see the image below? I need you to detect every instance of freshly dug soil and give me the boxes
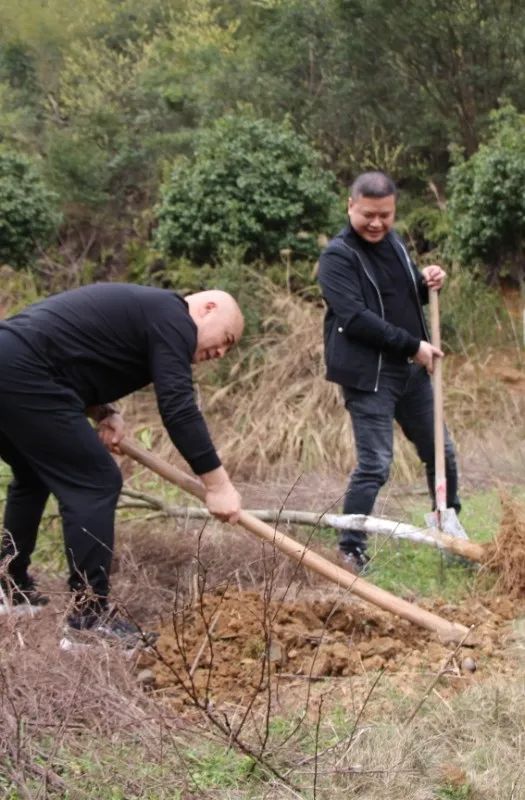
[139,589,523,710]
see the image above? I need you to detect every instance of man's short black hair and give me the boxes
[350,171,397,200]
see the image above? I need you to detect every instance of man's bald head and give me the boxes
[185,289,244,363]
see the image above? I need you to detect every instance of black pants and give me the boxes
[340,362,460,556]
[0,331,122,601]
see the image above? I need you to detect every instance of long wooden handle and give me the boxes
[120,438,471,644]
[429,289,447,514]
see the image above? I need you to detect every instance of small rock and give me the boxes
[461,656,477,673]
[136,669,156,687]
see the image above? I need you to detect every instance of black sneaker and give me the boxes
[61,606,158,651]
[0,576,49,616]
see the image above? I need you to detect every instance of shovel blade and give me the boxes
[425,508,469,540]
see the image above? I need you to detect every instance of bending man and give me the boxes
[0,283,243,635]
[317,171,460,571]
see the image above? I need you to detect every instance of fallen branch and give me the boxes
[119,488,484,562]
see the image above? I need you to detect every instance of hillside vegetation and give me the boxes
[1,3,525,799]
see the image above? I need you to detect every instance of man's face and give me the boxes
[348,193,396,243]
[192,304,243,364]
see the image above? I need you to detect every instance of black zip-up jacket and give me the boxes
[317,225,430,391]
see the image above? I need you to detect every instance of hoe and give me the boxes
[120,438,474,646]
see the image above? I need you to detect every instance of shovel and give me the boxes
[425,289,468,540]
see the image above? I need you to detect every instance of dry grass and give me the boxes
[0,609,189,797]
[119,289,523,493]
[484,492,525,596]
[2,529,525,799]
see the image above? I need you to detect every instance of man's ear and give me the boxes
[198,300,217,318]
[347,197,353,214]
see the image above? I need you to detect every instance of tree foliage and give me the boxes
[0,150,60,268]
[1,0,525,267]
[447,106,525,284]
[155,114,337,263]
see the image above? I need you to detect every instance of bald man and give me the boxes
[0,283,243,639]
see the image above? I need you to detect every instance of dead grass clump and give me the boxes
[208,292,351,477]
[117,287,523,487]
[0,607,185,797]
[117,514,318,612]
[483,492,525,596]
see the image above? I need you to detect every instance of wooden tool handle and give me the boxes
[119,438,471,644]
[429,289,447,513]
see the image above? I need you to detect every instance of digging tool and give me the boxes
[425,289,468,540]
[119,437,473,645]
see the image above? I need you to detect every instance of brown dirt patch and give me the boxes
[140,589,524,711]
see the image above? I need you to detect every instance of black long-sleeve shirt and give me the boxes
[1,283,220,475]
[357,234,425,363]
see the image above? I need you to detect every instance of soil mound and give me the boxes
[140,589,523,709]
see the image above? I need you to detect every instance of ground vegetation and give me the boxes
[0,2,525,797]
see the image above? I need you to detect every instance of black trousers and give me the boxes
[340,362,460,555]
[0,331,122,601]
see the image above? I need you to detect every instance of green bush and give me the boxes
[396,203,449,258]
[446,105,525,284]
[0,149,60,267]
[154,114,338,263]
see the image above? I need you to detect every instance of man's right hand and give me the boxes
[413,340,443,374]
[201,466,242,524]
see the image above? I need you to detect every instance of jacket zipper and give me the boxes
[342,243,383,392]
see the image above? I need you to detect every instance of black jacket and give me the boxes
[317,225,430,391]
[0,283,221,475]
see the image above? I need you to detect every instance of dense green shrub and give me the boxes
[154,114,338,263]
[447,106,525,285]
[396,203,449,258]
[0,150,60,267]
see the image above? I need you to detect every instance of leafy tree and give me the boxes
[2,0,525,270]
[335,0,525,159]
[0,150,60,267]
[447,106,525,291]
[154,114,338,263]
[41,1,242,227]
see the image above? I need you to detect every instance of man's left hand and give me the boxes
[422,265,446,290]
[97,412,126,453]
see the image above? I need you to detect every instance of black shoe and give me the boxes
[62,606,158,651]
[338,547,370,575]
[0,575,49,616]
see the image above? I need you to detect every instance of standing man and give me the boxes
[0,283,244,637]
[317,171,460,571]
